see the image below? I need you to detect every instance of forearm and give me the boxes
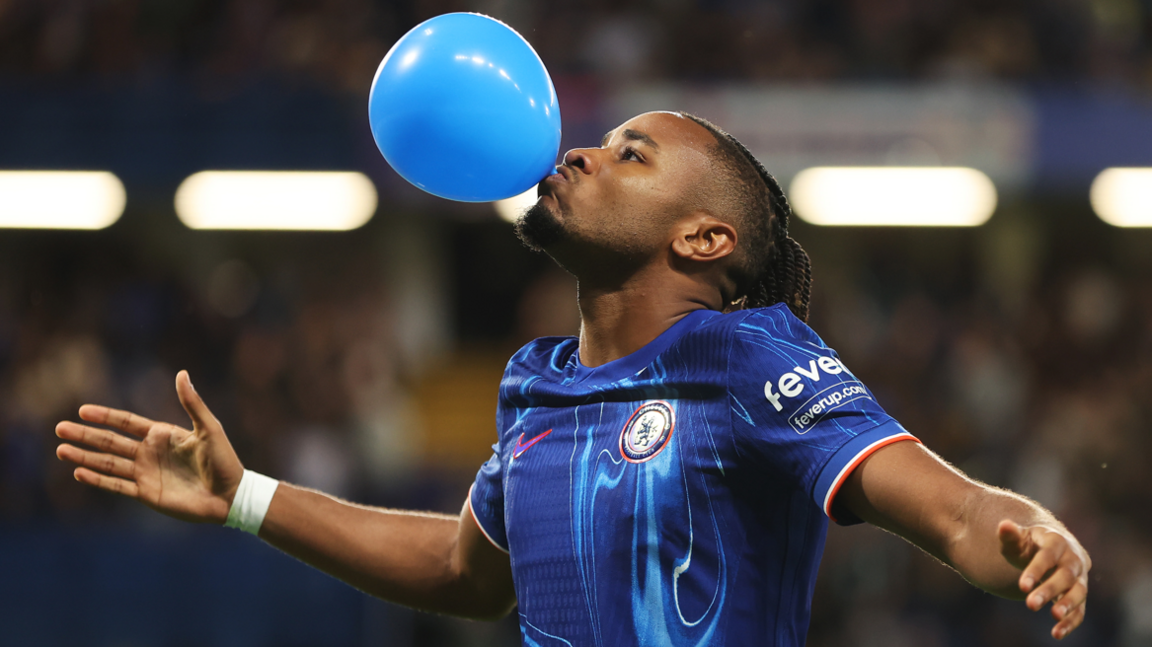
[843,441,1091,638]
[842,442,1074,599]
[943,485,1062,598]
[257,483,498,618]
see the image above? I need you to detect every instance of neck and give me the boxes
[575,264,717,368]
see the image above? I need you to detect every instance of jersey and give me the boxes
[469,305,918,646]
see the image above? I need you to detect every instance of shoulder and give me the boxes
[727,305,850,388]
[732,305,832,360]
[732,304,826,349]
[506,331,580,373]
[642,305,831,371]
[500,335,578,397]
[663,306,772,345]
[686,305,831,364]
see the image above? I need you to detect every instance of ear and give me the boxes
[670,213,738,263]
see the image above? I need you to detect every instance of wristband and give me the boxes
[224,470,280,535]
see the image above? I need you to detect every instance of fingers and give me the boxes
[1010,525,1091,640]
[175,370,220,434]
[1017,530,1065,595]
[73,467,139,498]
[1053,600,1086,640]
[78,405,155,438]
[57,443,136,480]
[1026,557,1076,611]
[1052,580,1088,622]
[55,421,138,459]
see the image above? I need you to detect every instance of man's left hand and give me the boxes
[998,520,1092,640]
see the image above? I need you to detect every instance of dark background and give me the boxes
[0,1,1150,645]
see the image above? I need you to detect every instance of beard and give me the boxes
[514,202,567,252]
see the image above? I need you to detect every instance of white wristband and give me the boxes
[224,470,280,536]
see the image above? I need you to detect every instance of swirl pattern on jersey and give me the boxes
[471,307,917,646]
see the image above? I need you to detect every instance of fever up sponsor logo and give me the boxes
[787,381,870,434]
[763,356,874,434]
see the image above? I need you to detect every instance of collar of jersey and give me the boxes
[570,309,720,385]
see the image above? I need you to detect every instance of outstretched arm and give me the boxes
[836,441,1091,640]
[259,485,515,619]
[55,371,515,620]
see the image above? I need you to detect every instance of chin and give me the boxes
[515,203,567,252]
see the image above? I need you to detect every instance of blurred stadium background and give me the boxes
[0,0,1150,645]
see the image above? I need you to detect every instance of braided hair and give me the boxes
[680,113,813,322]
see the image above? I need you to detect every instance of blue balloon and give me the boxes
[368,13,562,203]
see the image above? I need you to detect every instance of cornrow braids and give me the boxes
[680,113,813,322]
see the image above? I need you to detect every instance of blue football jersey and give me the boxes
[470,305,918,646]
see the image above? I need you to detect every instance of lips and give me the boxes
[538,166,570,199]
[548,165,572,183]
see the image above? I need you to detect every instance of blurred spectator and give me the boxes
[0,1,1149,645]
[0,0,1149,91]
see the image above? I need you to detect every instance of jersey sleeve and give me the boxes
[470,379,514,554]
[468,444,509,553]
[728,307,919,525]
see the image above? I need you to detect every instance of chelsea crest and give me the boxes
[620,401,675,463]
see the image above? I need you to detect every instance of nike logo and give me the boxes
[512,429,552,459]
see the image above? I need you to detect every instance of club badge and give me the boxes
[620,401,675,463]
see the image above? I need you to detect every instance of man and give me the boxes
[55,111,1090,645]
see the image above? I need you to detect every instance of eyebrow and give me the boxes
[600,128,660,150]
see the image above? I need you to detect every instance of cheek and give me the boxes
[626,169,686,204]
[603,175,677,217]
[615,179,684,235]
[569,171,681,241]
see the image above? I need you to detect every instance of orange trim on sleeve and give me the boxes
[824,434,921,523]
[466,483,510,555]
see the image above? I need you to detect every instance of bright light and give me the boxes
[789,167,997,227]
[175,171,377,231]
[0,171,125,229]
[1090,168,1152,227]
[493,186,540,223]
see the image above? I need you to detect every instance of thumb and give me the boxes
[176,370,219,434]
[999,519,1034,568]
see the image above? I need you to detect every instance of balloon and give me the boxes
[368,13,562,203]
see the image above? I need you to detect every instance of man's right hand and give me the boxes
[55,370,243,525]
[55,369,516,619]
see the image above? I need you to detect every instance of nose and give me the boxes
[562,148,599,175]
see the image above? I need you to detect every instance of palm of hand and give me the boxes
[135,423,233,523]
[56,371,243,526]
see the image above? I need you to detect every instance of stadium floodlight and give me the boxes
[0,171,126,229]
[493,185,540,223]
[789,167,997,227]
[175,171,378,231]
[1090,168,1152,227]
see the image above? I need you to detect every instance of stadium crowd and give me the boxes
[800,222,1152,646]
[0,0,1149,91]
[0,216,1148,645]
